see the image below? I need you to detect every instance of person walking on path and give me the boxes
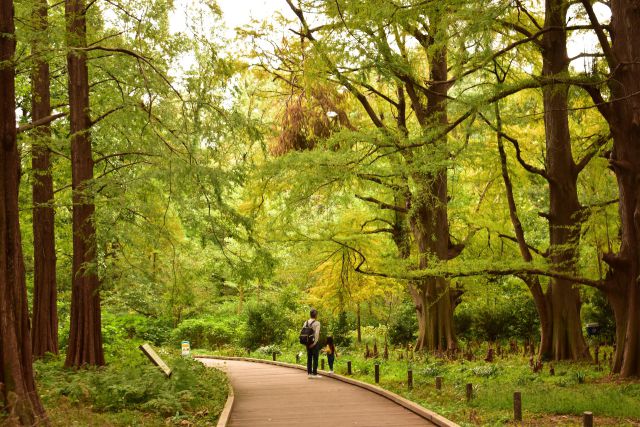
[303,309,321,378]
[324,336,337,373]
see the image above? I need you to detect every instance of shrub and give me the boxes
[330,311,352,347]
[454,291,539,342]
[472,365,499,377]
[255,344,281,356]
[102,313,172,346]
[34,349,228,423]
[582,291,616,342]
[171,316,238,349]
[389,302,418,346]
[239,301,291,350]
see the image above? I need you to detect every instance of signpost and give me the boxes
[181,340,191,357]
[139,343,172,377]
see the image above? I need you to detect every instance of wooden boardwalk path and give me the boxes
[200,358,439,427]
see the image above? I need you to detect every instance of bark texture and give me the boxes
[31,0,58,358]
[0,0,48,422]
[599,0,640,378]
[64,0,104,367]
[540,0,589,361]
[408,48,456,352]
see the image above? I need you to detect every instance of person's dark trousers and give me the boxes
[306,345,319,374]
[327,354,335,371]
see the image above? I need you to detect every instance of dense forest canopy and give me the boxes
[1,0,640,424]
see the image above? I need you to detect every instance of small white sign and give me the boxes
[181,340,191,357]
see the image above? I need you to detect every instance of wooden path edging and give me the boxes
[215,368,235,427]
[196,355,460,427]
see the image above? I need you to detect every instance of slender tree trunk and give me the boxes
[64,0,104,367]
[31,0,58,358]
[538,0,590,360]
[356,304,361,343]
[495,100,552,359]
[0,0,48,422]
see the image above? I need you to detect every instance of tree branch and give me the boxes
[16,112,66,133]
[580,0,616,69]
[498,233,548,258]
[480,112,548,178]
[575,133,611,172]
[354,263,604,289]
[90,105,125,126]
[355,194,408,213]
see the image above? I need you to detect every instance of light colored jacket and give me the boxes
[304,318,320,347]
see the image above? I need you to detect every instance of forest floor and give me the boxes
[197,345,640,427]
[33,347,228,426]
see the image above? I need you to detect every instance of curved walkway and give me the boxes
[200,358,444,427]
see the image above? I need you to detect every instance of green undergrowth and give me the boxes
[35,346,228,426]
[197,345,640,427]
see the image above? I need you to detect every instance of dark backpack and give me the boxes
[299,320,316,346]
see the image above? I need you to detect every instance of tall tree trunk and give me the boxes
[598,0,640,377]
[0,0,48,422]
[409,172,455,352]
[31,0,58,358]
[540,0,589,361]
[579,0,640,376]
[406,40,457,352]
[64,0,104,367]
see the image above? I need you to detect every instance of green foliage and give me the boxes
[582,291,616,342]
[455,282,539,342]
[388,302,418,346]
[171,316,239,349]
[239,301,292,350]
[471,365,499,378]
[35,349,227,425]
[330,311,352,347]
[104,313,172,346]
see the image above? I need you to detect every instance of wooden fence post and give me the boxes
[347,360,352,375]
[375,363,380,383]
[407,369,413,389]
[272,352,276,361]
[466,383,473,401]
[514,391,522,422]
[321,358,325,370]
[583,412,593,427]
[296,353,300,364]
[436,376,443,390]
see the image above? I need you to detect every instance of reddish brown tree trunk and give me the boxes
[409,172,455,352]
[579,0,640,377]
[540,0,589,361]
[0,0,48,422]
[600,0,640,377]
[31,0,58,359]
[64,0,104,367]
[407,40,456,352]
